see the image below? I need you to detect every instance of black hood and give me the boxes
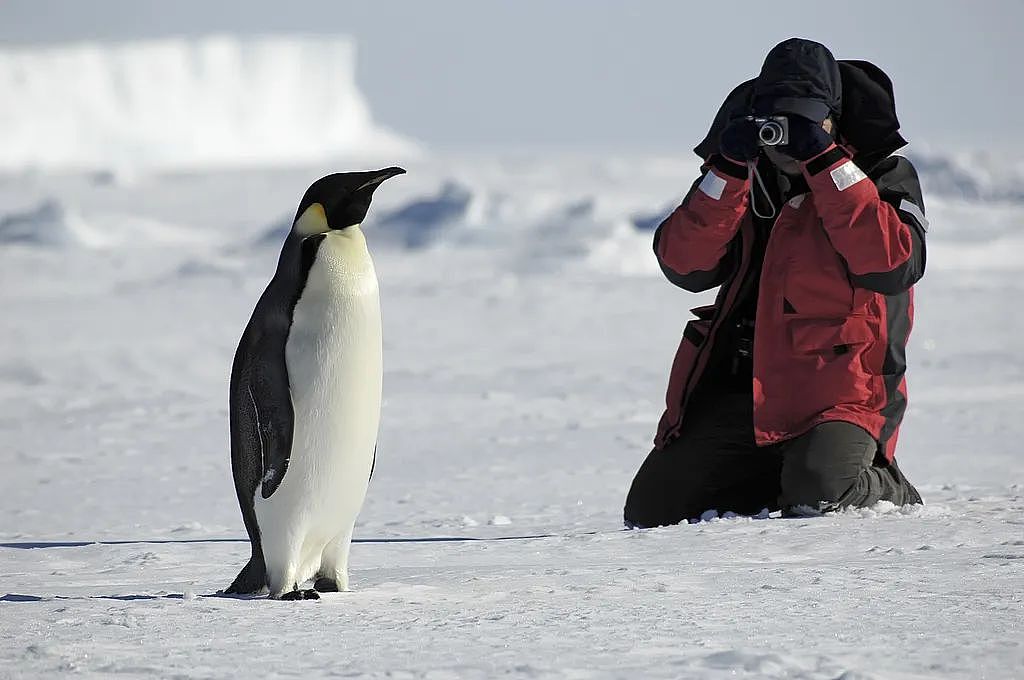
[694,43,907,171]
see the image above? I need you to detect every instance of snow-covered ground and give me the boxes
[2,35,1023,680]
[1,152,1022,679]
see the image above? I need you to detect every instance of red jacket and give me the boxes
[653,145,928,461]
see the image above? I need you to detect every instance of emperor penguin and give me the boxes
[225,167,405,600]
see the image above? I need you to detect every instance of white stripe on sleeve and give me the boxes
[829,161,868,191]
[698,170,727,200]
[899,198,929,231]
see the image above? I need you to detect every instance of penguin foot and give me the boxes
[313,577,339,593]
[279,589,320,601]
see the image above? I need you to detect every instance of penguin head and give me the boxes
[291,167,406,237]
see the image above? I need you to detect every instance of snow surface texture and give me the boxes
[0,35,418,171]
[1,149,1022,679]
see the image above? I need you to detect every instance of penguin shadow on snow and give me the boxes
[0,591,299,603]
[0,533,576,603]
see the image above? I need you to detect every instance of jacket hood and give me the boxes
[752,38,842,123]
[694,58,907,171]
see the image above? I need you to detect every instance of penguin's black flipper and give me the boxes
[228,236,303,565]
[246,357,295,499]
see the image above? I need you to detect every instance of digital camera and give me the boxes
[744,115,789,146]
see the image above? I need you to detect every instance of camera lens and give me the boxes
[758,121,785,146]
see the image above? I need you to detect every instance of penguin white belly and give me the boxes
[254,227,381,594]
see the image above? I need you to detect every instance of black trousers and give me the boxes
[624,392,922,528]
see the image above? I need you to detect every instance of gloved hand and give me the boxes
[782,115,834,161]
[718,118,760,164]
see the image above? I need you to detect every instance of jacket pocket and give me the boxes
[781,315,884,415]
[788,315,875,356]
[658,316,714,446]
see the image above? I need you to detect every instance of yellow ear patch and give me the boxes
[293,202,330,237]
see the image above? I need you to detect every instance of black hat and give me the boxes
[751,38,842,122]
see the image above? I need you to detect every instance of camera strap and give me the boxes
[746,160,777,220]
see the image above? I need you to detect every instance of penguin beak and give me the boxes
[353,166,407,194]
[325,167,406,231]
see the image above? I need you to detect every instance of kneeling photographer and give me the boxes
[625,38,928,527]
